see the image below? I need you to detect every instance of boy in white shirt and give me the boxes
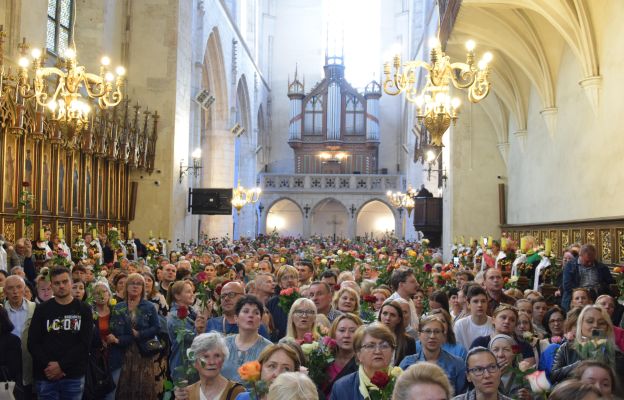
[454,284,494,349]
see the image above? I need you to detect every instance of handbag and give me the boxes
[0,366,15,400]
[136,335,165,357]
[84,348,115,399]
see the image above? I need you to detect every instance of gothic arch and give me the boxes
[355,199,396,239]
[265,198,304,237]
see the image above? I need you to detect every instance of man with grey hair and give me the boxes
[562,243,614,311]
[4,274,37,397]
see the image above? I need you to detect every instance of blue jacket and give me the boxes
[329,371,364,400]
[267,295,288,342]
[167,302,197,383]
[400,348,467,395]
[109,299,160,370]
[562,259,614,311]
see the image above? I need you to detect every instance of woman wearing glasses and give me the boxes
[399,315,466,395]
[267,265,300,341]
[285,298,319,341]
[330,323,396,400]
[470,304,536,366]
[174,332,245,400]
[551,305,624,384]
[221,295,272,383]
[451,347,512,400]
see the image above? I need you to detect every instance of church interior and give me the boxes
[1,0,624,262]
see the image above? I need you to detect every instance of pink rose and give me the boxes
[550,336,563,344]
[322,336,337,349]
[303,332,314,344]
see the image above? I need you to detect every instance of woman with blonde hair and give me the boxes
[267,372,319,400]
[110,273,161,399]
[267,264,300,341]
[392,362,453,400]
[286,298,319,341]
[333,286,360,314]
[551,305,624,384]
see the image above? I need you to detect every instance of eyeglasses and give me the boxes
[420,329,444,337]
[549,318,564,324]
[360,342,393,352]
[220,292,243,300]
[467,364,499,376]
[293,310,315,317]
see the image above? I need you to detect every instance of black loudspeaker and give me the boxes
[188,188,233,215]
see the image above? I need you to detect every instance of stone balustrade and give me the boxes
[259,173,405,194]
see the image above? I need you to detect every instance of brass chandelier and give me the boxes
[386,190,415,217]
[231,184,261,214]
[383,38,492,146]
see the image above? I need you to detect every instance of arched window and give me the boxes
[304,95,323,134]
[344,94,364,134]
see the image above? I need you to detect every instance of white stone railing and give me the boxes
[259,173,405,194]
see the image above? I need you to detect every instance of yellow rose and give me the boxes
[407,250,417,257]
[109,298,117,307]
[390,366,403,378]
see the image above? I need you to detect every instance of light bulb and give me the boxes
[465,40,476,51]
[18,57,29,68]
[191,148,202,159]
[64,48,76,59]
[478,60,487,70]
[483,52,493,63]
[426,150,436,162]
[428,37,441,49]
[115,66,126,76]
[101,56,111,66]
[47,100,57,111]
[415,95,424,107]
[105,72,115,82]
[31,48,42,59]
[451,98,461,109]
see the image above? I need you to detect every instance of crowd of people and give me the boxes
[0,230,622,400]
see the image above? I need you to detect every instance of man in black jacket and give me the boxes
[27,266,93,399]
[562,244,614,311]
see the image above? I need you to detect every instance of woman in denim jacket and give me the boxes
[109,273,161,399]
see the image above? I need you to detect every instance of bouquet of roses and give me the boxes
[278,287,301,314]
[367,367,403,400]
[576,333,614,365]
[238,361,269,400]
[360,295,377,323]
[300,333,336,387]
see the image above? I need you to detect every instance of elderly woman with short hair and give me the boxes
[174,332,245,400]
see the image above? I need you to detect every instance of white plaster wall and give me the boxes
[506,1,624,224]
[268,0,324,173]
[310,199,349,238]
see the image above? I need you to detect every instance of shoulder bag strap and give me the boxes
[225,382,243,400]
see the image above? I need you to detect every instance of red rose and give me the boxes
[177,305,189,319]
[363,295,377,303]
[370,371,390,388]
[333,284,341,291]
[196,271,208,283]
[511,345,521,354]
[424,263,432,273]
[22,181,30,187]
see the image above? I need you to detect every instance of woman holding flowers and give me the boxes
[167,280,198,384]
[173,332,245,400]
[109,273,161,399]
[551,305,624,384]
[333,287,360,314]
[286,298,320,342]
[143,271,169,317]
[323,313,363,397]
[236,344,302,400]
[90,279,117,400]
[330,323,401,400]
[377,300,416,366]
[487,334,532,400]
[222,295,272,383]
